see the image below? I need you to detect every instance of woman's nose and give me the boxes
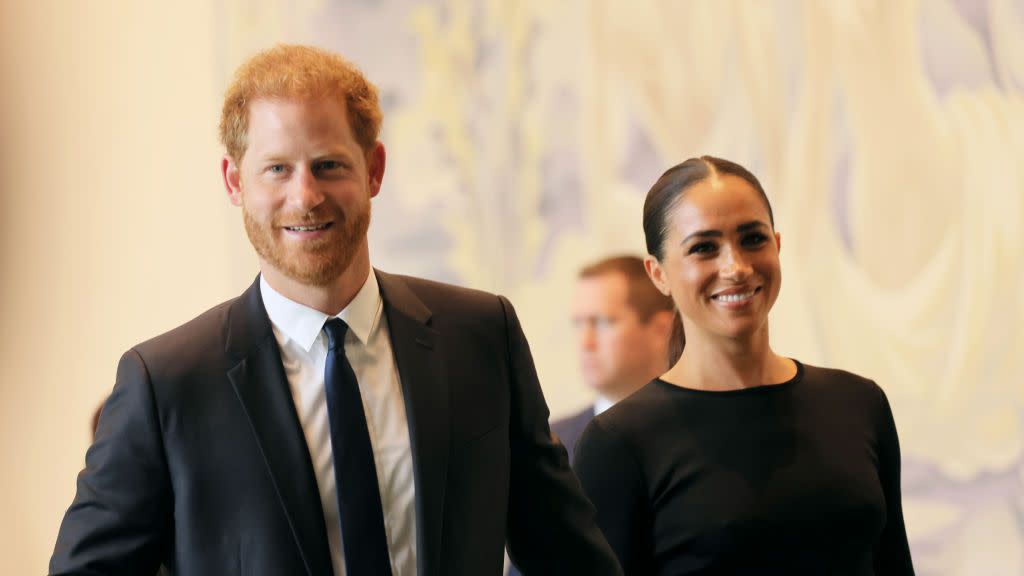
[720,248,752,281]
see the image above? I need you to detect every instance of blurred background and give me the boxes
[1,0,1021,573]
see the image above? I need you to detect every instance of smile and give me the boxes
[711,287,760,304]
[284,223,332,232]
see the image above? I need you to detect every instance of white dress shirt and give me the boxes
[594,396,616,416]
[260,271,417,576]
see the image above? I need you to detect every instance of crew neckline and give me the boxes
[655,359,804,396]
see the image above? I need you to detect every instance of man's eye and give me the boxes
[268,165,287,174]
[315,160,343,172]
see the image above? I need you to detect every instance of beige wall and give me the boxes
[0,2,249,572]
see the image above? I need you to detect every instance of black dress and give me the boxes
[574,361,914,575]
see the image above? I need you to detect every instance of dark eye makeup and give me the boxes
[688,241,717,255]
[741,232,769,247]
[686,232,769,256]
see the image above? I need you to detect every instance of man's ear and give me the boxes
[222,155,243,206]
[644,255,671,297]
[367,142,386,198]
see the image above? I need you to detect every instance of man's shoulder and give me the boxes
[129,290,251,373]
[379,270,501,303]
[377,270,512,320]
[552,406,595,440]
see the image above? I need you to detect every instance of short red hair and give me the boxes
[219,44,382,162]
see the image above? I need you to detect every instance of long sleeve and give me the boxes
[499,296,623,576]
[872,384,915,575]
[574,418,652,576]
[50,349,172,575]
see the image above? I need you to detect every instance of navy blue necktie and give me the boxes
[322,318,393,575]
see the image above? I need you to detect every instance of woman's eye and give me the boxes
[688,242,716,255]
[742,232,769,247]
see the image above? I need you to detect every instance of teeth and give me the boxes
[714,291,754,303]
[286,224,328,232]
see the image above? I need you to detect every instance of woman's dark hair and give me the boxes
[643,156,774,260]
[642,156,774,365]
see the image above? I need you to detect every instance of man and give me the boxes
[506,256,674,575]
[50,45,620,576]
[558,256,676,463]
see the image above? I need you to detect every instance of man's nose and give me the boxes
[577,324,597,351]
[289,166,325,211]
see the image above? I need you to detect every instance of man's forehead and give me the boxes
[244,97,357,156]
[248,94,348,112]
[248,97,348,128]
[575,274,631,308]
[577,272,629,294]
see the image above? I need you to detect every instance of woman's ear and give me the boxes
[644,255,672,297]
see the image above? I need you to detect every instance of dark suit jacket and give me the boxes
[50,271,621,576]
[507,405,595,576]
[551,406,595,466]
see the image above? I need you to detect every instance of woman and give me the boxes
[574,156,914,574]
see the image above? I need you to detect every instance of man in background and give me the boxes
[506,255,674,575]
[558,255,676,463]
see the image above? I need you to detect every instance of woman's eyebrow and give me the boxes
[680,229,722,245]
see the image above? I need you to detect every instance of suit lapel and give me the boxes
[376,270,450,576]
[225,278,333,576]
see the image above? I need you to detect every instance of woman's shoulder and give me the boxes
[799,361,876,387]
[797,361,889,407]
[586,381,678,443]
[575,381,675,478]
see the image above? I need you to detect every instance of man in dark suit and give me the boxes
[506,256,674,575]
[50,44,620,576]
[556,256,676,463]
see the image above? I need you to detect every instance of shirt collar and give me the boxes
[594,396,616,416]
[260,270,383,352]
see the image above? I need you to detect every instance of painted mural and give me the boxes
[221,0,1024,572]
